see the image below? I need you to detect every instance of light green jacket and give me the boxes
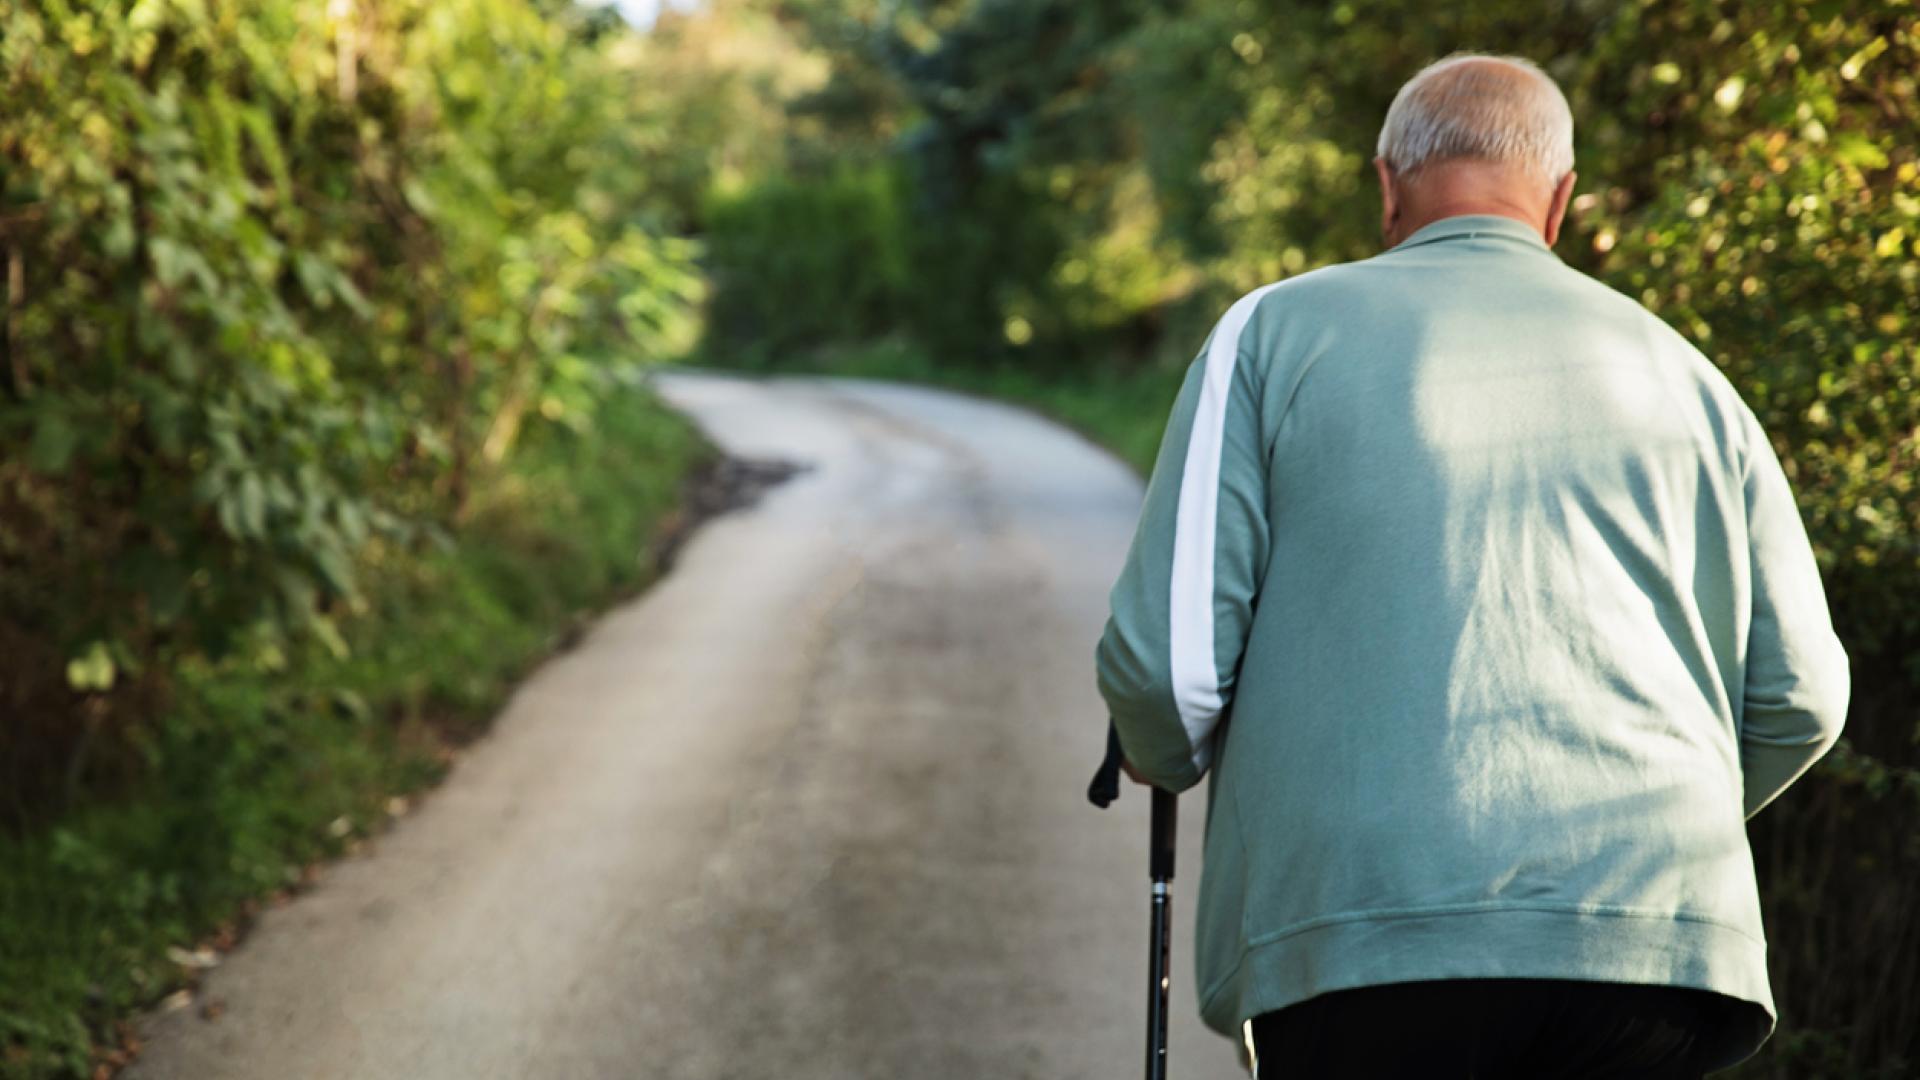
[1094,214,1849,1064]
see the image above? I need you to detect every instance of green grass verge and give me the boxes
[0,381,709,1079]
[717,339,1186,476]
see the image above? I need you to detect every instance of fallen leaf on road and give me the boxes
[164,946,218,970]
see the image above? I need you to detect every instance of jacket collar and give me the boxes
[1387,213,1554,255]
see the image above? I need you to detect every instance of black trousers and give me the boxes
[1250,978,1764,1079]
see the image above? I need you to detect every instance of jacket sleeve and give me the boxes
[1737,409,1850,819]
[1095,292,1272,793]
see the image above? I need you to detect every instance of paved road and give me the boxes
[128,373,1242,1079]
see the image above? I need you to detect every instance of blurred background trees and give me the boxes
[1,0,1914,1075]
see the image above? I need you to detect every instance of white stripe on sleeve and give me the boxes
[1168,284,1280,768]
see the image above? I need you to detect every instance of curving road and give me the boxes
[127,372,1241,1080]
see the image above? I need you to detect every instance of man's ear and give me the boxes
[1374,157,1400,244]
[1544,169,1578,247]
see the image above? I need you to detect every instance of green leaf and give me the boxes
[1832,133,1890,171]
[29,409,80,472]
[237,472,268,538]
[312,542,356,597]
[65,642,117,693]
[335,498,369,546]
[309,614,349,660]
[147,564,190,624]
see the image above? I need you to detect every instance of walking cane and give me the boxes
[1088,721,1178,1080]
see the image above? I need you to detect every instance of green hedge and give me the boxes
[701,165,910,363]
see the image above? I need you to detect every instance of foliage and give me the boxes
[0,0,700,821]
[0,381,706,1079]
[748,0,1187,367]
[702,164,910,362]
[615,0,839,231]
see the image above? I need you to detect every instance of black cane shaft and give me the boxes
[1146,886,1172,1080]
[1146,788,1177,1080]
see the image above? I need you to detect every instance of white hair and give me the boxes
[1376,54,1574,184]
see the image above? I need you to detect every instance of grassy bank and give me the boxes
[0,383,709,1079]
[730,340,1186,476]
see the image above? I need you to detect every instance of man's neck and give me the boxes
[1386,162,1553,247]
[1397,199,1545,240]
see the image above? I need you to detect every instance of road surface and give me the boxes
[128,372,1242,1079]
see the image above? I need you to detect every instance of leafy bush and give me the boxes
[702,164,910,363]
[0,0,700,821]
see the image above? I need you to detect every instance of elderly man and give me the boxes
[1095,54,1849,1077]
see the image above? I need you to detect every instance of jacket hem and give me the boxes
[1197,904,1776,1070]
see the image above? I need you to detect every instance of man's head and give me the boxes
[1374,54,1577,248]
